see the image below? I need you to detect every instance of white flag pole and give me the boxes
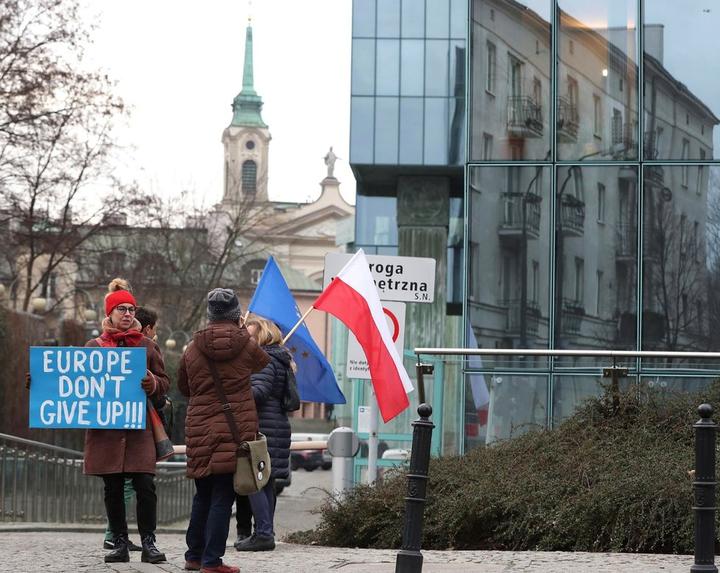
[367,387,380,485]
[281,306,315,345]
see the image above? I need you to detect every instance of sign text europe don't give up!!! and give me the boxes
[29,347,147,429]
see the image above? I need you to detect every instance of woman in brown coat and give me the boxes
[178,288,269,573]
[85,278,170,564]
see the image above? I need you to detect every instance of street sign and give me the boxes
[323,253,436,303]
[346,300,405,379]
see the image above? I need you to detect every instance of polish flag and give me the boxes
[314,250,413,422]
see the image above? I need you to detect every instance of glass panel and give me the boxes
[355,195,398,245]
[450,0,466,39]
[644,1,720,159]
[400,40,424,96]
[399,97,424,164]
[374,97,399,163]
[641,166,720,365]
[469,0,551,160]
[447,197,465,303]
[425,40,449,97]
[465,373,547,445]
[352,39,375,96]
[558,0,638,160]
[424,98,449,164]
[426,0,450,39]
[552,374,636,425]
[376,39,400,95]
[350,97,374,164]
[467,166,552,360]
[401,0,424,37]
[353,0,376,37]
[554,166,638,359]
[377,0,400,38]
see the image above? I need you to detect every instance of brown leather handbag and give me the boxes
[205,356,271,495]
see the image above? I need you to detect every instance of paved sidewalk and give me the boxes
[0,532,697,572]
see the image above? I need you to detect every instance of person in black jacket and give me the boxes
[234,315,293,552]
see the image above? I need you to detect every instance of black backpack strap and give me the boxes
[203,354,246,448]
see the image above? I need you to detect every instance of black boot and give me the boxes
[234,533,275,552]
[140,534,167,564]
[104,536,130,563]
[233,530,251,550]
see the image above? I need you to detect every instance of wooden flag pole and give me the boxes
[241,310,250,325]
[282,306,315,345]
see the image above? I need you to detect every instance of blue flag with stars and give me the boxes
[247,257,346,404]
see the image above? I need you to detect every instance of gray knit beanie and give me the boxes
[207,288,242,323]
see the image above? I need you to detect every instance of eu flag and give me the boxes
[248,257,346,404]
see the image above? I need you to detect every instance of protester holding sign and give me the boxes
[84,279,170,565]
[178,288,270,573]
[234,315,293,552]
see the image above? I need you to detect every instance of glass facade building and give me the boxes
[349,0,720,455]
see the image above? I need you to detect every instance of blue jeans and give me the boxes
[248,479,276,537]
[185,474,235,567]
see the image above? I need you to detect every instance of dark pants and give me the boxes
[235,494,252,536]
[185,474,235,568]
[247,478,276,537]
[102,473,156,540]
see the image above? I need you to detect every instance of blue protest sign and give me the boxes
[29,347,148,429]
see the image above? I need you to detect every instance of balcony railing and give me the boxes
[507,96,543,138]
[615,222,636,261]
[503,299,541,335]
[645,164,665,186]
[557,96,579,142]
[612,120,637,157]
[562,299,585,334]
[643,131,658,160]
[558,194,585,237]
[498,192,541,240]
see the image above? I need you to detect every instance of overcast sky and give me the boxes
[85,0,355,207]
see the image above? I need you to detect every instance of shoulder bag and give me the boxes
[204,355,271,495]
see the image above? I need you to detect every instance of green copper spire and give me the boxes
[231,24,267,127]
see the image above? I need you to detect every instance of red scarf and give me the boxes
[97,317,144,347]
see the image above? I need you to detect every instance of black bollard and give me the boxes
[692,403,718,573]
[395,404,434,573]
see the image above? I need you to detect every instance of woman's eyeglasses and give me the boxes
[115,306,136,315]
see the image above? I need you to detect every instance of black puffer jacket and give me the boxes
[252,344,292,479]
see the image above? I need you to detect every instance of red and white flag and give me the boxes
[314,250,413,422]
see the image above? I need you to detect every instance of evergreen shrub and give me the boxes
[291,384,720,553]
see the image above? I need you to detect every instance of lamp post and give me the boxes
[165,330,191,352]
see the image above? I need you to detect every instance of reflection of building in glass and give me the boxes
[350,0,720,453]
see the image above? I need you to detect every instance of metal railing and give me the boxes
[0,433,193,524]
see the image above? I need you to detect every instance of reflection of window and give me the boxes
[507,167,520,194]
[596,270,603,315]
[593,95,602,137]
[597,183,605,222]
[482,133,493,160]
[533,77,541,105]
[532,260,539,303]
[681,140,690,186]
[574,257,584,303]
[568,76,578,108]
[509,55,522,99]
[656,126,664,156]
[250,268,263,285]
[486,42,496,93]
[572,169,584,201]
[698,166,705,195]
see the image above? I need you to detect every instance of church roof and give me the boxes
[231,24,267,128]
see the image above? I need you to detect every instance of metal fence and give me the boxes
[0,433,193,524]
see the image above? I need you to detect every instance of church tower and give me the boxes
[221,22,270,205]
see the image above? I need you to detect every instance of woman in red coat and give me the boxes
[84,278,170,565]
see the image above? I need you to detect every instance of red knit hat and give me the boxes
[104,278,137,316]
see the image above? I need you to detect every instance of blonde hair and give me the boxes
[245,314,282,346]
[107,277,132,294]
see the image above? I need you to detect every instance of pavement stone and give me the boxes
[0,532,699,572]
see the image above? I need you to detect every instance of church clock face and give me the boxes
[245,140,255,150]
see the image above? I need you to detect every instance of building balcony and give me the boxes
[645,165,665,187]
[498,192,542,242]
[643,131,658,160]
[611,120,637,159]
[507,96,543,138]
[558,194,585,237]
[562,299,585,334]
[556,96,579,142]
[503,299,541,336]
[615,223,636,262]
